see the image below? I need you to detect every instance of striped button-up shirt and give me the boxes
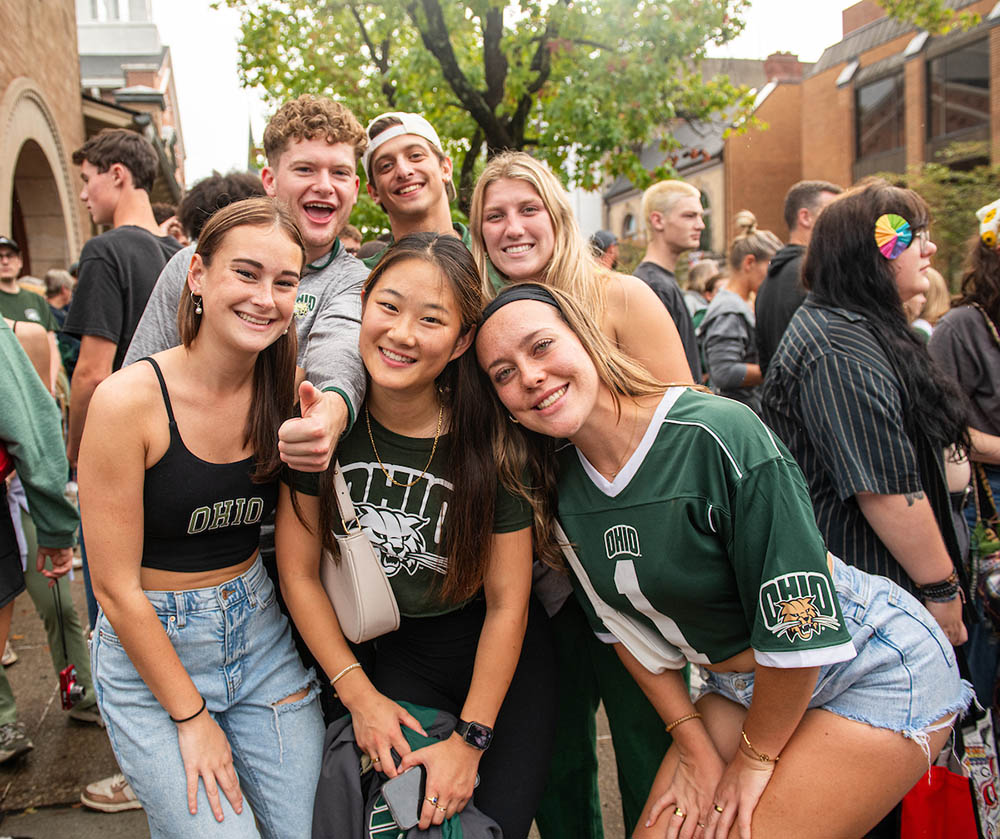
[761,298,925,591]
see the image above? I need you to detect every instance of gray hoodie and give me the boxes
[698,288,761,413]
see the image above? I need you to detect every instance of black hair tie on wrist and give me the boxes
[170,696,206,724]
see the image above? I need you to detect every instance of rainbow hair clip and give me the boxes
[976,199,1000,248]
[874,214,912,259]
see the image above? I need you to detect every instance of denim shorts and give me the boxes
[698,556,974,757]
[91,556,324,839]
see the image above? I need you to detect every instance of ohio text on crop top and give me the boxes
[140,357,277,572]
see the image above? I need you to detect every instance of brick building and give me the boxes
[605,0,1000,257]
[0,1,90,276]
[77,0,186,204]
[802,0,999,187]
[603,53,810,256]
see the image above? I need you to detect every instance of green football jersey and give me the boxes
[557,388,856,670]
[291,412,531,617]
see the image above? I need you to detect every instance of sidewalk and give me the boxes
[0,573,627,838]
[0,573,148,837]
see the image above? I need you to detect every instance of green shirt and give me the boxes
[0,287,57,332]
[291,411,531,617]
[361,222,472,270]
[557,387,855,671]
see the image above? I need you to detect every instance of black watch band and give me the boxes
[455,719,493,751]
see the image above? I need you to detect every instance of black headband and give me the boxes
[480,283,561,326]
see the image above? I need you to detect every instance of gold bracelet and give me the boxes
[665,711,703,733]
[740,728,779,763]
[330,661,362,687]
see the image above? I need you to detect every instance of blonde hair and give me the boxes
[641,180,700,239]
[728,211,782,270]
[469,151,608,318]
[687,259,719,293]
[921,267,951,326]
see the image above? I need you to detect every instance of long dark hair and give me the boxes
[957,233,1000,327]
[304,233,498,605]
[802,178,968,452]
[178,197,303,482]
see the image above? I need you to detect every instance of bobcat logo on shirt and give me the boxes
[294,292,317,316]
[759,571,840,642]
[356,503,448,577]
[604,524,641,560]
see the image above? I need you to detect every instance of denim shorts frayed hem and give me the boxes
[696,557,974,765]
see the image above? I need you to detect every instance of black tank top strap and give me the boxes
[140,357,177,425]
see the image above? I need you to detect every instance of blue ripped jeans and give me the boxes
[91,557,324,839]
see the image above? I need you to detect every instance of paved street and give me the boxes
[0,573,627,838]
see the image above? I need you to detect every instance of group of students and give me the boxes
[21,92,978,839]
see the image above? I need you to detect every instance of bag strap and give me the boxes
[331,461,362,533]
[971,302,1000,351]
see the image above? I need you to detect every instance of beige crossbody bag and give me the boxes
[319,461,400,643]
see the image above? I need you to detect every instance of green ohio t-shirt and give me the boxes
[0,287,57,331]
[290,411,531,617]
[557,387,856,670]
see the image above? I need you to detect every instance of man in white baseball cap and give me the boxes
[360,112,464,266]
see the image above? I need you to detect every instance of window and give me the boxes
[856,74,904,159]
[623,213,636,239]
[928,38,990,140]
[699,190,711,253]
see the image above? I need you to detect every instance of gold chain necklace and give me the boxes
[607,402,641,479]
[365,402,444,488]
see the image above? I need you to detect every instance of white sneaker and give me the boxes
[80,772,143,812]
[1,642,17,667]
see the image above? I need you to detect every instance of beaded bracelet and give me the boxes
[665,711,702,733]
[916,570,961,602]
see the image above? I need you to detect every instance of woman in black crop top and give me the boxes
[78,198,325,839]
[277,234,555,838]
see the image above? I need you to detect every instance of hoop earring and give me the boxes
[508,414,520,424]
[191,292,203,315]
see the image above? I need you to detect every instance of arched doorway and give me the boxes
[0,78,81,278]
[11,140,67,277]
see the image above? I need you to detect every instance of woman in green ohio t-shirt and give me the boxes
[475,282,972,839]
[276,234,554,839]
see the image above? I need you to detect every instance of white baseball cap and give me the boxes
[362,112,456,202]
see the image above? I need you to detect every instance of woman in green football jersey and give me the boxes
[475,282,972,839]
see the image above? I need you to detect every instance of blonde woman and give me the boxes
[911,267,950,341]
[469,152,693,838]
[469,151,692,386]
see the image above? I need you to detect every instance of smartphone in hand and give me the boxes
[382,765,426,830]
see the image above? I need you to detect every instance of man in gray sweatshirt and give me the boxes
[124,96,370,467]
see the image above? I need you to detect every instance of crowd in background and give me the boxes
[1,93,998,839]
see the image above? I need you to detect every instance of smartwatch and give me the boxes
[454,719,493,751]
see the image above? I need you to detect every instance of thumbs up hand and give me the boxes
[277,381,347,472]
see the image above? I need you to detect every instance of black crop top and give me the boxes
[140,358,277,572]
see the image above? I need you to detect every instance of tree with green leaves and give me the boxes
[877,0,980,34]
[883,155,1000,286]
[222,0,754,226]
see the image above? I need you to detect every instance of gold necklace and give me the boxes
[607,402,641,479]
[365,402,444,488]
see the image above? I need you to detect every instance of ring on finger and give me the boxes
[714,804,724,813]
[673,807,685,818]
[435,804,447,812]
[371,755,381,763]
[426,795,439,806]
[697,823,707,829]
